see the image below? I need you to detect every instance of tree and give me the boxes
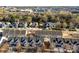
[26,16,32,23]
[76,16,79,23]
[63,22,68,28]
[59,11,73,23]
[8,14,16,23]
[41,14,48,22]
[47,15,56,22]
[56,21,61,30]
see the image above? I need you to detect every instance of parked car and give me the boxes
[20,37,27,47]
[44,22,56,29]
[31,22,38,28]
[0,22,5,28]
[18,22,25,28]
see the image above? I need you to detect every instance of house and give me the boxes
[33,8,46,13]
[20,9,33,13]
[9,8,17,12]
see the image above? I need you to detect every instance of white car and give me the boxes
[0,29,8,45]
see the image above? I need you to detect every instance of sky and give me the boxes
[0,0,79,6]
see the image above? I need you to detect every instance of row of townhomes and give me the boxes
[0,6,79,53]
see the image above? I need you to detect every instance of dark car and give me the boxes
[18,23,25,28]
